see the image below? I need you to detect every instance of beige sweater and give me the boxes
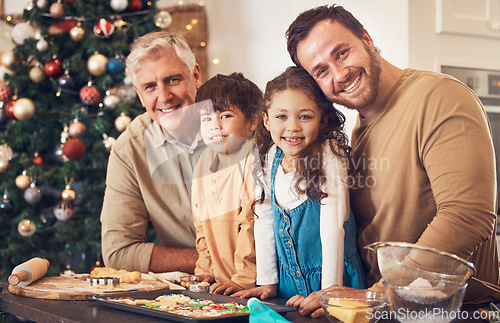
[351,69,499,303]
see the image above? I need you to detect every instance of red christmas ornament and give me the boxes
[50,19,77,33]
[45,58,64,78]
[5,100,16,119]
[66,0,74,4]
[93,18,115,38]
[63,138,85,160]
[0,83,11,102]
[79,84,100,105]
[63,138,86,160]
[128,0,143,11]
[33,153,44,165]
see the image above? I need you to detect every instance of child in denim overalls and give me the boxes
[235,67,365,303]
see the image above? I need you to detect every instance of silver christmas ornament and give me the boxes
[24,183,42,205]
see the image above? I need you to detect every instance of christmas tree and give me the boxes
[0,0,175,279]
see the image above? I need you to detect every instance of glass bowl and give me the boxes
[384,280,467,323]
[320,290,387,323]
[364,242,475,287]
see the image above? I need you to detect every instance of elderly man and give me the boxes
[100,31,205,273]
[285,4,499,317]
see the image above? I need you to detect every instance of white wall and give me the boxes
[204,0,409,137]
[408,0,500,72]
[4,0,409,137]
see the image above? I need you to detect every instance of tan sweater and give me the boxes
[101,112,205,272]
[351,69,499,303]
[191,140,258,289]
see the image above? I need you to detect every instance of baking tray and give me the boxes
[90,289,295,322]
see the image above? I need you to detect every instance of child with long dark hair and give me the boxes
[236,66,365,303]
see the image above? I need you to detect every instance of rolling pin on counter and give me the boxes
[8,257,50,287]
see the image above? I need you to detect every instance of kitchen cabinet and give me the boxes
[436,0,500,39]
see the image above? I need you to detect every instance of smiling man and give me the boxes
[285,4,500,317]
[100,31,205,273]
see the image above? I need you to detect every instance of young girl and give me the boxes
[244,66,365,301]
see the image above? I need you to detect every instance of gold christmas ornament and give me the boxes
[49,1,65,18]
[13,98,36,121]
[68,119,86,137]
[18,219,36,237]
[29,66,46,83]
[1,50,16,68]
[61,185,76,202]
[15,171,31,190]
[0,159,10,173]
[87,53,108,77]
[115,112,131,132]
[69,24,86,42]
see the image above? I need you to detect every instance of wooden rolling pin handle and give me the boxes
[8,270,28,285]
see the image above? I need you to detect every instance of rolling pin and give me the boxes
[8,257,50,286]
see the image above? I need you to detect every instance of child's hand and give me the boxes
[232,284,277,300]
[209,281,244,296]
[285,294,305,308]
[294,285,359,318]
[197,274,215,284]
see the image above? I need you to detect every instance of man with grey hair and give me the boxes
[100,31,205,273]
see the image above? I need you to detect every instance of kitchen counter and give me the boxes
[1,282,496,322]
[0,283,327,323]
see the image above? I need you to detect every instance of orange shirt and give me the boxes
[191,140,258,289]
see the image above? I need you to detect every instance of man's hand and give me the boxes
[209,281,244,295]
[292,285,360,318]
[232,284,277,300]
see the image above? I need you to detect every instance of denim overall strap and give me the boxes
[270,148,322,298]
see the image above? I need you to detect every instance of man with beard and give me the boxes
[100,31,205,273]
[284,4,499,317]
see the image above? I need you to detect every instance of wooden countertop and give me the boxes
[0,283,328,323]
